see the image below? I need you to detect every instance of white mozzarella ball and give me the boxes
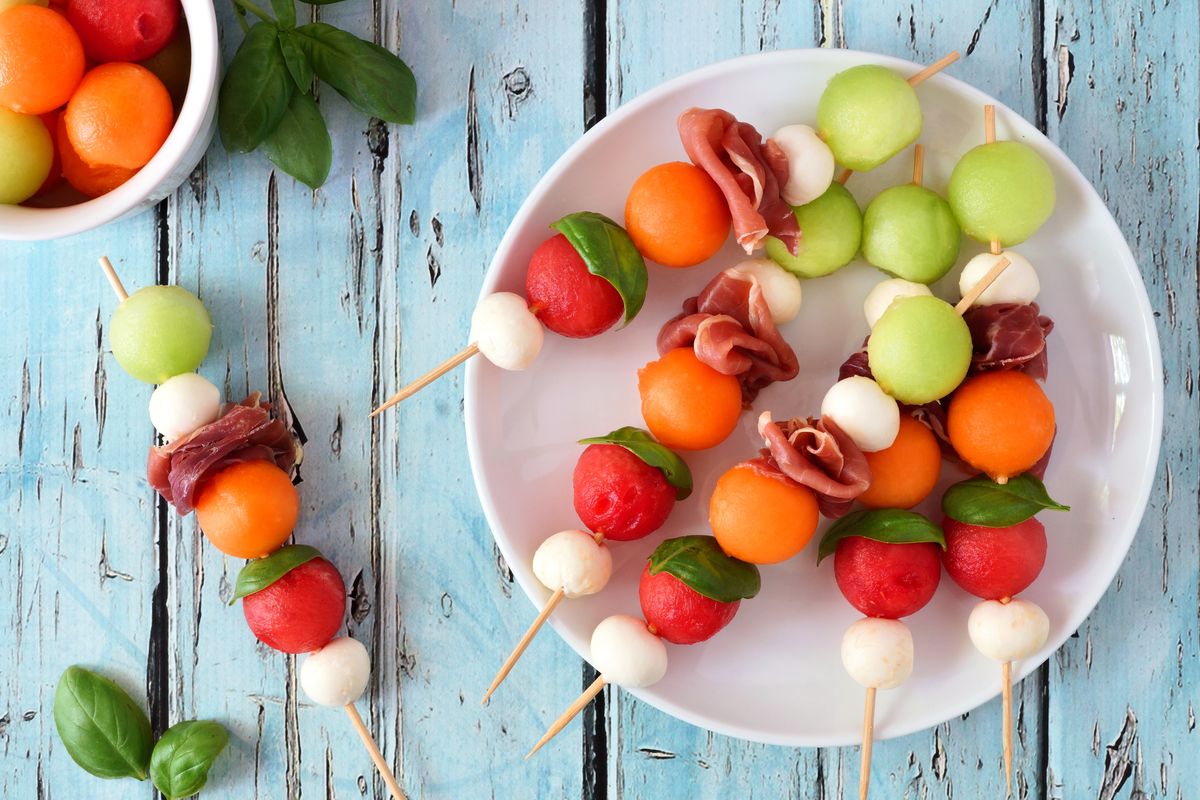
[821,376,900,452]
[958,251,1040,307]
[531,529,612,599]
[731,258,803,324]
[470,292,544,371]
[148,372,221,442]
[841,617,914,690]
[300,637,371,707]
[968,599,1050,662]
[770,124,836,206]
[589,614,668,689]
[863,278,933,328]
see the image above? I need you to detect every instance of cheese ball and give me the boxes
[863,277,932,328]
[300,637,371,706]
[770,124,835,206]
[729,258,803,324]
[148,372,221,442]
[820,376,900,452]
[841,617,914,690]
[589,614,668,688]
[967,599,1049,662]
[469,292,544,371]
[531,529,612,599]
[958,250,1039,307]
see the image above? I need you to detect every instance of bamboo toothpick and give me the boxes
[370,342,481,417]
[859,687,876,800]
[912,144,925,186]
[954,255,1011,314]
[984,105,1004,258]
[344,704,406,800]
[1001,661,1014,797]
[481,587,566,704]
[526,675,607,759]
[98,256,129,302]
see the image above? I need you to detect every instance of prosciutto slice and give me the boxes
[658,268,799,403]
[963,302,1054,380]
[677,107,800,255]
[752,412,870,519]
[147,393,302,515]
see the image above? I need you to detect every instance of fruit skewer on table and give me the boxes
[98,257,407,799]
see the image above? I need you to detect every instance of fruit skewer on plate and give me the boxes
[371,212,648,414]
[481,427,691,702]
[97,257,407,800]
[526,535,760,757]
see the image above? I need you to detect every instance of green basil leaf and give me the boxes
[551,212,648,325]
[293,24,416,124]
[232,544,323,603]
[579,426,692,499]
[941,473,1070,527]
[53,666,153,781]
[278,30,313,89]
[297,0,347,4]
[817,509,945,564]
[270,0,295,28]
[150,720,230,800]
[263,90,332,189]
[218,22,294,153]
[648,536,760,603]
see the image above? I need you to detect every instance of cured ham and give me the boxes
[752,411,870,519]
[658,268,799,403]
[963,302,1054,380]
[147,393,302,515]
[677,107,800,255]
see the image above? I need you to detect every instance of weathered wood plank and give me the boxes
[1039,1,1199,797]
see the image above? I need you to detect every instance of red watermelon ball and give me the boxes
[834,536,942,619]
[525,233,624,338]
[66,0,181,63]
[573,443,676,541]
[638,564,739,645]
[243,558,347,654]
[942,517,1047,600]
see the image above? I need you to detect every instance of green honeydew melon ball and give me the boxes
[947,140,1055,246]
[817,65,922,172]
[862,183,961,284]
[0,108,52,205]
[867,295,972,405]
[110,286,214,384]
[764,182,862,278]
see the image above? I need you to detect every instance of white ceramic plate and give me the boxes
[464,49,1162,746]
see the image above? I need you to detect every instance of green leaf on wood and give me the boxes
[941,473,1070,527]
[278,30,313,89]
[218,22,294,153]
[578,426,692,499]
[269,0,295,28]
[232,544,323,603]
[53,666,153,781]
[293,23,416,124]
[551,211,648,325]
[817,509,945,564]
[264,90,332,189]
[150,720,229,800]
[648,536,761,603]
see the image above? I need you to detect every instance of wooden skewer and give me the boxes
[526,675,607,759]
[344,704,407,800]
[98,256,129,302]
[1001,660,1014,797]
[481,587,566,705]
[954,255,1010,315]
[859,687,876,800]
[983,105,1005,257]
[370,342,481,417]
[912,144,925,186]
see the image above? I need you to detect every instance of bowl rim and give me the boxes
[463,47,1164,746]
[0,0,219,241]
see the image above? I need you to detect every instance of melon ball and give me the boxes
[868,295,972,404]
[730,258,803,324]
[863,277,932,328]
[300,637,371,707]
[148,372,221,442]
[770,124,835,206]
[764,182,862,278]
[0,108,52,204]
[862,184,961,284]
[109,285,214,384]
[841,617,913,690]
[948,141,1055,246]
[470,291,544,370]
[958,250,1039,306]
[821,376,899,452]
[817,65,922,172]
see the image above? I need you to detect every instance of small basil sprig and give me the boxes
[942,473,1069,527]
[817,509,945,564]
[220,0,417,188]
[579,426,692,499]
[551,212,648,325]
[150,720,230,800]
[231,544,323,603]
[53,666,153,780]
[648,535,761,603]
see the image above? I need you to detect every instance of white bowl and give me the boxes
[0,0,219,241]
[465,49,1162,746]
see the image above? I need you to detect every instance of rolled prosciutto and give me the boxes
[751,411,870,519]
[962,302,1054,380]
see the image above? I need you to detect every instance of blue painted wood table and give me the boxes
[3,1,1197,797]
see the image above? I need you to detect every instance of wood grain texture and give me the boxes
[2,1,1196,798]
